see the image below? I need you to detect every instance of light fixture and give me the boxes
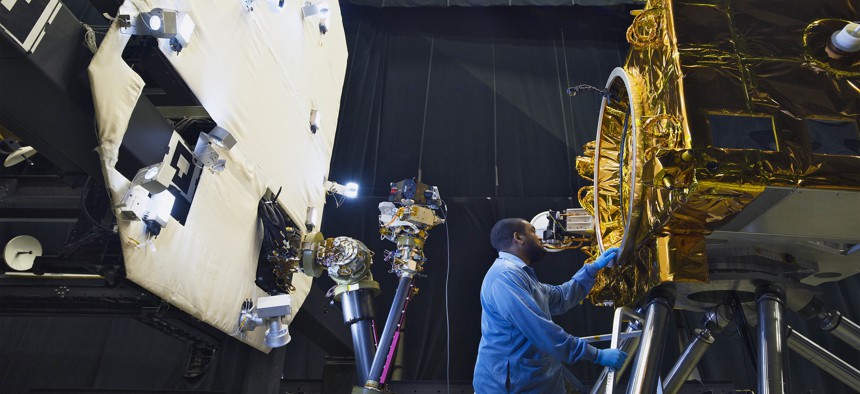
[301,1,330,35]
[236,295,292,348]
[146,191,176,227]
[148,14,162,31]
[131,161,176,194]
[309,109,321,134]
[171,13,196,53]
[193,126,236,172]
[119,8,195,53]
[118,185,151,221]
[343,182,359,198]
[324,180,359,208]
[119,162,177,234]
[325,180,358,198]
[826,21,860,59]
[305,206,319,231]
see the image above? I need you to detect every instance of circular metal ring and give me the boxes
[593,68,642,264]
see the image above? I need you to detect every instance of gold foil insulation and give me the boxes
[579,0,860,307]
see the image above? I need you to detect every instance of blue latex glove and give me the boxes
[593,247,619,269]
[595,348,628,370]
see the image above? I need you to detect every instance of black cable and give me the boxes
[566,84,618,102]
[81,176,116,233]
[730,292,758,383]
[258,190,299,257]
[60,231,106,256]
[440,200,451,394]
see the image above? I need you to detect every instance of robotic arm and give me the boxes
[296,179,445,389]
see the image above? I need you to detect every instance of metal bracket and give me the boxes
[606,307,645,394]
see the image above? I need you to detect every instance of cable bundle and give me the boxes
[257,188,301,293]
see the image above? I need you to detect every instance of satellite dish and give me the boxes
[4,146,37,167]
[3,235,42,271]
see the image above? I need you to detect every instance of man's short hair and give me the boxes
[490,218,528,252]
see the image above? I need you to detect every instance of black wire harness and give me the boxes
[257,187,302,294]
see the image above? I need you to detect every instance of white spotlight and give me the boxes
[148,14,162,31]
[302,1,330,35]
[325,180,359,199]
[344,182,359,198]
[119,8,195,53]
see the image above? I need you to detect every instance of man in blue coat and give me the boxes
[473,218,627,393]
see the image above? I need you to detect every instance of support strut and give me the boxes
[626,294,673,394]
[365,276,413,388]
[341,289,377,385]
[756,284,789,394]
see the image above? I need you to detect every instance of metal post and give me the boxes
[820,310,860,352]
[662,329,714,394]
[341,289,376,385]
[662,304,733,394]
[673,311,701,384]
[365,276,412,388]
[787,326,860,391]
[626,295,673,394]
[756,285,789,394]
[590,322,642,394]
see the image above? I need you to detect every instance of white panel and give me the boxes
[88,0,348,351]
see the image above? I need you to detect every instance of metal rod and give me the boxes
[757,286,789,394]
[606,307,645,393]
[582,330,642,343]
[626,296,673,394]
[820,310,860,352]
[662,329,714,394]
[673,310,701,384]
[787,326,860,391]
[590,322,642,394]
[341,289,376,385]
[365,276,412,388]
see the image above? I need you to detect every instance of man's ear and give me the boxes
[512,231,524,246]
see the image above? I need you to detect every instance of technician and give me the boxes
[474,218,626,393]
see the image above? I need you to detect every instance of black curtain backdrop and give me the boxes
[0,315,287,393]
[324,3,632,384]
[319,4,860,392]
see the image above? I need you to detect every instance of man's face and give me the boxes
[521,222,547,264]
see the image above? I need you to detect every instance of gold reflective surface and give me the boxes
[578,0,860,306]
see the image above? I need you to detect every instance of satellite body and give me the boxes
[577,0,860,309]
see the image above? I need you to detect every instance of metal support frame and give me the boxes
[605,306,645,392]
[591,321,642,394]
[787,325,860,391]
[626,295,673,394]
[820,310,860,352]
[365,275,413,388]
[756,284,789,394]
[662,328,714,394]
[662,305,733,394]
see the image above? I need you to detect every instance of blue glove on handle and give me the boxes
[593,247,620,269]
[595,348,628,370]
